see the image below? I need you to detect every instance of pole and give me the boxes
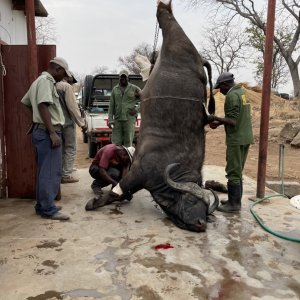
[25,0,38,83]
[256,0,277,198]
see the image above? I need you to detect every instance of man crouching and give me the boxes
[86,144,135,210]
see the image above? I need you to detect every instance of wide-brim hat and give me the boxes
[122,146,135,163]
[50,57,72,77]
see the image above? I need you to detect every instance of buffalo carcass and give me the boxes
[85,0,219,232]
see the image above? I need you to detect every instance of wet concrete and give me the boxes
[0,166,299,300]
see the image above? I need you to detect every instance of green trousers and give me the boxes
[111,118,136,147]
[225,144,250,185]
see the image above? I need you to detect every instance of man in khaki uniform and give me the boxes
[108,70,141,147]
[21,57,71,221]
[56,73,87,183]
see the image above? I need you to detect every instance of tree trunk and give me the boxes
[286,59,300,98]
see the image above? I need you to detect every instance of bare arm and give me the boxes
[98,167,118,187]
[209,115,236,129]
[38,103,61,148]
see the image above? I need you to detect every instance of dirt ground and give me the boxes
[75,89,300,183]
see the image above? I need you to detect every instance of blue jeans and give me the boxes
[32,127,62,216]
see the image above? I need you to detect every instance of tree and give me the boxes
[35,17,57,45]
[184,0,300,97]
[246,24,290,90]
[118,42,153,74]
[92,66,109,75]
[72,72,86,89]
[200,24,247,76]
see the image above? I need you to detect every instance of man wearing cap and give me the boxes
[21,57,71,221]
[209,72,254,213]
[56,73,87,184]
[108,70,141,147]
[89,143,135,195]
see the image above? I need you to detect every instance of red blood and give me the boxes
[154,243,174,250]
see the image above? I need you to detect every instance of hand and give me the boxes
[209,121,220,129]
[128,110,137,116]
[49,132,61,148]
[81,125,88,132]
[108,121,113,129]
[207,114,216,123]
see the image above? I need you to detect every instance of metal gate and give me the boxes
[0,45,56,198]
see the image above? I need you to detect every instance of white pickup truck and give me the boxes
[78,74,145,158]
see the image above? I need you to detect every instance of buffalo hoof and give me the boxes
[85,191,123,211]
[205,180,228,193]
[85,196,108,210]
[85,197,98,211]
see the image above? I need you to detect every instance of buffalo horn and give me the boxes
[164,163,210,206]
[207,188,219,214]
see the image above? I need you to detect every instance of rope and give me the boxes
[142,96,201,102]
[0,51,6,76]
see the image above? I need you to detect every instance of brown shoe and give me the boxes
[61,176,79,184]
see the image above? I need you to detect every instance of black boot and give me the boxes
[220,179,243,205]
[217,183,241,213]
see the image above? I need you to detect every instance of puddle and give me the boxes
[64,289,103,298]
[36,238,66,249]
[42,260,59,269]
[27,290,63,300]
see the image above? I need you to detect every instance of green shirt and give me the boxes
[21,71,65,125]
[108,82,141,122]
[224,85,254,145]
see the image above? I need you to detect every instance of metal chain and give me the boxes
[152,20,159,54]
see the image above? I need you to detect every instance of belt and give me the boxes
[35,123,63,131]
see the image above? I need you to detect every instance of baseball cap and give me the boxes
[50,57,72,77]
[214,72,234,89]
[122,146,135,163]
[119,70,129,77]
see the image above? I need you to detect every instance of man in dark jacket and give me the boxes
[209,72,254,212]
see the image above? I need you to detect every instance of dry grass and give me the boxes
[211,86,300,124]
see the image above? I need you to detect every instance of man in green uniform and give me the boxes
[209,72,254,212]
[108,70,141,147]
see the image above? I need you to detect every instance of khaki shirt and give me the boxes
[21,71,65,125]
[56,80,85,127]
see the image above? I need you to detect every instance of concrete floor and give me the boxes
[0,165,299,300]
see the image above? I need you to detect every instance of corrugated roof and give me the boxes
[12,0,48,17]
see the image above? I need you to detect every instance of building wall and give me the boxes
[0,0,27,44]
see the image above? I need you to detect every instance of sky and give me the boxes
[40,0,293,93]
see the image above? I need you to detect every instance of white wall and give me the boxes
[0,0,27,44]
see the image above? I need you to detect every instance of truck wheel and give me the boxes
[83,75,93,109]
[83,132,88,143]
[88,137,97,158]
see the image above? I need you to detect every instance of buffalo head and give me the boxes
[155,163,219,232]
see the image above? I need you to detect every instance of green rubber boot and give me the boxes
[220,179,243,205]
[217,183,241,213]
